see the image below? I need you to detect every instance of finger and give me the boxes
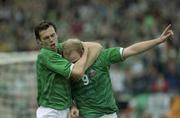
[167,30,174,37]
[164,24,172,32]
[162,24,172,36]
[71,112,75,116]
[76,112,79,117]
[169,30,174,36]
[73,111,79,116]
[74,112,79,116]
[163,32,172,39]
[71,114,76,118]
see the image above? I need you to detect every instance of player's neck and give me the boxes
[52,48,58,52]
[42,47,57,52]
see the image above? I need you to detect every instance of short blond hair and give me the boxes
[63,38,84,54]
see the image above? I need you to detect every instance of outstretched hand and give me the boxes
[159,24,174,43]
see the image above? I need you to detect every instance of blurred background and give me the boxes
[0,0,179,118]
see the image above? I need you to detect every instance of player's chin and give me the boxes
[72,59,78,63]
[72,60,76,63]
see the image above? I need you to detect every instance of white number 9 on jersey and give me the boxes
[82,75,89,85]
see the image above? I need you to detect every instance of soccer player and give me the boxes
[34,21,102,118]
[62,25,174,118]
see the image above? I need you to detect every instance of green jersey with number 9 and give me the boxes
[71,47,124,118]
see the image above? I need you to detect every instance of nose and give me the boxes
[49,38,54,44]
[69,54,76,61]
[50,37,53,42]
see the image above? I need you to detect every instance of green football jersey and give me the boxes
[36,47,74,110]
[71,47,124,118]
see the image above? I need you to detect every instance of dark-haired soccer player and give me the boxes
[34,21,102,118]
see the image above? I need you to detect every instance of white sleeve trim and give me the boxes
[119,48,125,61]
[68,64,74,79]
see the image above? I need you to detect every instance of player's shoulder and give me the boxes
[38,48,62,59]
[103,47,124,54]
[96,49,107,61]
[39,48,52,56]
[100,47,118,54]
[100,47,124,59]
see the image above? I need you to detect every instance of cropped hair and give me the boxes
[34,20,57,40]
[63,38,84,54]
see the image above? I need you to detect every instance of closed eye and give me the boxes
[43,36,49,41]
[51,33,55,37]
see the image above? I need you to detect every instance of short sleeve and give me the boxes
[40,48,73,79]
[101,47,124,66]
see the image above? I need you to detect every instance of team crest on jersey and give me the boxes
[88,69,96,78]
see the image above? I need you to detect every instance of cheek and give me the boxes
[73,52,81,59]
[76,54,81,60]
[41,39,50,44]
[71,53,81,61]
[63,53,70,60]
[53,35,58,42]
[72,55,80,62]
[43,41,51,47]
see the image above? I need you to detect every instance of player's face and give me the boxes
[63,50,82,63]
[39,26,58,50]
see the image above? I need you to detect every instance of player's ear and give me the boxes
[37,39,42,46]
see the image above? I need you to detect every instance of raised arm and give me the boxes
[123,24,174,59]
[82,42,102,70]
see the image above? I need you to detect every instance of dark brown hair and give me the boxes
[34,20,57,41]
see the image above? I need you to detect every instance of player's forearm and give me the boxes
[83,42,102,70]
[72,46,88,79]
[123,38,162,58]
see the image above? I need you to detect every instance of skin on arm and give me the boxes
[71,43,89,79]
[63,39,102,80]
[82,42,102,70]
[123,24,174,59]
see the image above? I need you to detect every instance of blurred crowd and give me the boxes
[0,0,179,118]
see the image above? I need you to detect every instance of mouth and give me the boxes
[50,43,56,48]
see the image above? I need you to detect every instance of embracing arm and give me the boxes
[123,24,174,59]
[83,42,102,70]
[71,43,88,79]
[71,42,102,79]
